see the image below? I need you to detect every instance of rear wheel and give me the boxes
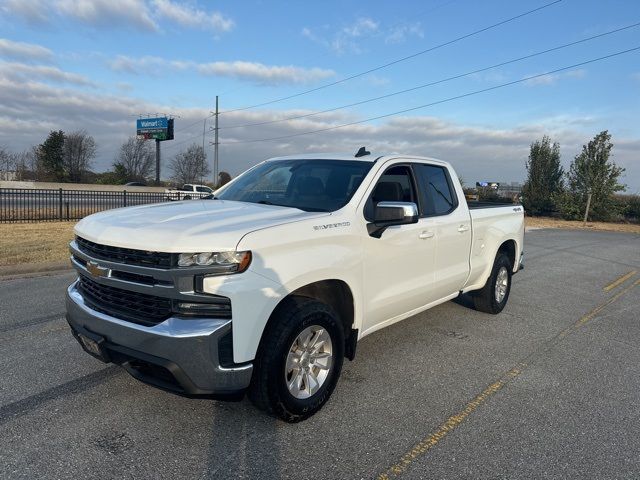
[472,253,512,314]
[248,296,344,422]
[183,195,191,200]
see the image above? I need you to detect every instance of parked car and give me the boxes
[124,181,147,187]
[66,150,524,422]
[165,184,213,200]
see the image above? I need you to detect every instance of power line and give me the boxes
[171,114,214,136]
[220,46,640,145]
[131,0,562,140]
[219,22,640,130]
[164,0,466,133]
[219,0,563,114]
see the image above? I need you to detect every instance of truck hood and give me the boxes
[74,200,326,252]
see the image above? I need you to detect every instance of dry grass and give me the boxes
[526,216,640,234]
[0,221,75,267]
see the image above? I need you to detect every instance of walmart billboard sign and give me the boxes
[136,117,174,141]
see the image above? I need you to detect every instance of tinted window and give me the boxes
[196,186,212,193]
[216,159,373,212]
[414,164,457,216]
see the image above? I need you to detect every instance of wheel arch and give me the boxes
[496,238,517,272]
[260,279,358,361]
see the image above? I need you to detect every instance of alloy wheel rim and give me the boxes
[495,266,509,303]
[284,325,333,399]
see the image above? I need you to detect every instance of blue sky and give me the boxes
[0,0,639,189]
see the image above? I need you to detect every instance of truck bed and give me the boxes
[467,201,521,209]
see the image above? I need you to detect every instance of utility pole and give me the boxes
[155,138,160,185]
[214,95,219,187]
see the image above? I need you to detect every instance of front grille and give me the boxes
[77,276,172,326]
[76,236,173,269]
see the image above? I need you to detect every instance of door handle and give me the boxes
[419,231,434,239]
[457,225,470,233]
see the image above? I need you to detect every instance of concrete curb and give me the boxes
[0,261,72,280]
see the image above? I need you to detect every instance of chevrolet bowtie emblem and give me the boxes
[87,261,109,278]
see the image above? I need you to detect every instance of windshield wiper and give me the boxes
[256,200,289,208]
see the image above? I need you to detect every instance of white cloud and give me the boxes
[524,69,586,86]
[0,61,96,86]
[343,17,379,37]
[303,18,423,54]
[0,38,53,62]
[196,61,334,85]
[1,0,234,34]
[0,76,638,190]
[0,0,49,24]
[55,0,157,31]
[303,17,380,55]
[152,0,234,32]
[385,23,424,44]
[108,55,335,85]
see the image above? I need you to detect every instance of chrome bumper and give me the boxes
[66,281,253,395]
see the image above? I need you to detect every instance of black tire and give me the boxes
[248,296,344,422]
[183,195,191,200]
[472,253,512,314]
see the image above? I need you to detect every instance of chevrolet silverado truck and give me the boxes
[165,183,214,201]
[66,150,524,422]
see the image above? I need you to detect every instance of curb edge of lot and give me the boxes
[0,261,72,281]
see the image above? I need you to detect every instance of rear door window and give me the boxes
[414,164,458,216]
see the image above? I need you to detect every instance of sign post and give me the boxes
[136,116,174,185]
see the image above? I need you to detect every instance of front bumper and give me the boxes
[66,281,253,395]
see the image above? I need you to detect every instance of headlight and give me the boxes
[177,250,252,274]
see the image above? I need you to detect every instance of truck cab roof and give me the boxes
[267,152,451,168]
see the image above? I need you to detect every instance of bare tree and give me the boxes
[169,144,210,185]
[20,146,41,180]
[115,137,154,181]
[63,130,96,182]
[0,146,13,180]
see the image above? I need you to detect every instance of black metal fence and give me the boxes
[0,188,177,223]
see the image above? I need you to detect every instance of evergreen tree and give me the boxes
[38,130,66,181]
[522,136,563,215]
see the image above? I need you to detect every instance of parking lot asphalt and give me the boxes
[1,228,639,479]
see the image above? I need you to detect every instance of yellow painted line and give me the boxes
[377,365,525,480]
[377,279,639,480]
[576,278,639,328]
[603,270,636,292]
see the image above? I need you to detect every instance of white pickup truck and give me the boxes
[66,151,524,422]
[165,183,213,200]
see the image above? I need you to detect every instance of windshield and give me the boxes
[216,159,374,212]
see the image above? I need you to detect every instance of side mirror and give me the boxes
[368,201,419,238]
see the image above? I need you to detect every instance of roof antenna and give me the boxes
[355,146,370,158]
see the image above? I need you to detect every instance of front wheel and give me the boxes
[248,296,344,422]
[472,253,512,314]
